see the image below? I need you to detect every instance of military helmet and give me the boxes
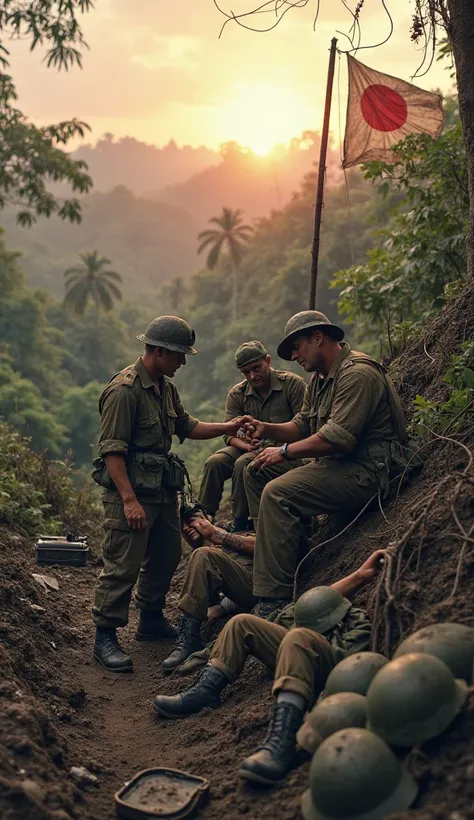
[324,652,388,698]
[137,315,197,354]
[300,728,417,820]
[367,652,467,747]
[277,310,344,360]
[394,622,474,684]
[297,692,367,755]
[235,340,268,369]
[293,587,351,635]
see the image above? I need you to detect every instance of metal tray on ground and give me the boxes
[114,768,210,820]
[35,537,88,567]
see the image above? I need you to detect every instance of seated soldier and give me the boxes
[154,550,384,785]
[162,507,258,673]
[198,341,305,532]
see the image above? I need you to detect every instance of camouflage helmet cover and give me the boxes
[277,310,344,361]
[301,728,417,820]
[137,315,197,354]
[324,652,389,698]
[297,692,368,755]
[367,652,467,747]
[394,622,474,684]
[293,586,351,635]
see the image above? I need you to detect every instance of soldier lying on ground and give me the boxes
[154,549,385,786]
[241,310,408,618]
[198,341,305,532]
[162,509,258,673]
[91,315,254,673]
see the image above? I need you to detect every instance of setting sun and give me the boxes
[219,83,313,155]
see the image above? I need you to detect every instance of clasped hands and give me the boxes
[231,417,286,471]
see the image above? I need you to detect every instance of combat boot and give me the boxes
[162,614,203,673]
[239,702,303,784]
[93,627,133,673]
[154,663,229,718]
[136,610,178,641]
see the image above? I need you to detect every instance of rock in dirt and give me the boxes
[69,766,99,788]
[32,573,59,592]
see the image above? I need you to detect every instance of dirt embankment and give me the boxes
[0,284,473,820]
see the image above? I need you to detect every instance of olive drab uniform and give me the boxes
[245,342,408,598]
[92,357,198,628]
[198,369,305,519]
[209,603,372,708]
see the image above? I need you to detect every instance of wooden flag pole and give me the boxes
[308,37,338,310]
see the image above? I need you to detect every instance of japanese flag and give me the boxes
[343,55,443,168]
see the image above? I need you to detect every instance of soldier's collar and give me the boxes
[245,368,282,396]
[135,357,155,389]
[325,341,352,381]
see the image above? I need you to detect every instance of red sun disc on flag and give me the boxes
[360,84,408,132]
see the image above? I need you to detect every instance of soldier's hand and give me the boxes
[124,498,147,530]
[191,517,219,543]
[245,419,265,446]
[225,415,254,437]
[358,550,386,581]
[250,446,284,471]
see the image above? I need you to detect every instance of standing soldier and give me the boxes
[198,341,305,531]
[244,311,408,617]
[91,316,252,673]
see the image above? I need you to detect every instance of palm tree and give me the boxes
[63,250,123,316]
[197,207,253,321]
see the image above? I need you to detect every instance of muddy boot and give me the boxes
[93,627,133,673]
[136,610,178,642]
[251,598,290,620]
[162,614,203,673]
[239,702,303,785]
[153,664,228,718]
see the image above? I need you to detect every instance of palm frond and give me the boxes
[197,232,222,255]
[64,265,86,280]
[96,280,114,311]
[63,280,90,315]
[206,236,225,269]
[102,280,123,301]
[99,269,123,283]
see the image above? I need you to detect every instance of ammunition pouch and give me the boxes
[92,452,188,495]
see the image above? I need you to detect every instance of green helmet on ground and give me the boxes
[293,587,351,635]
[297,692,368,755]
[367,652,467,747]
[277,310,344,360]
[136,315,197,354]
[324,652,388,697]
[300,728,417,820]
[394,622,474,683]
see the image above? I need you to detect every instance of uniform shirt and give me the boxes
[97,357,198,458]
[275,602,372,660]
[292,342,397,459]
[223,368,305,447]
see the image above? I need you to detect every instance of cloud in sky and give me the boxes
[9,0,452,151]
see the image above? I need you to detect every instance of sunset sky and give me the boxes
[12,0,453,155]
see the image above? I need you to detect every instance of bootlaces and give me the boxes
[259,704,295,753]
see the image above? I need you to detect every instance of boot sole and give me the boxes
[238,766,282,786]
[93,651,134,673]
[153,701,218,719]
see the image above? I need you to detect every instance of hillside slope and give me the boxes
[0,285,473,820]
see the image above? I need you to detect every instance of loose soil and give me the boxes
[1,285,474,820]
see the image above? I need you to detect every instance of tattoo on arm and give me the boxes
[215,529,245,552]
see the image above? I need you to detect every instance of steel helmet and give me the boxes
[277,310,344,360]
[394,622,474,683]
[300,728,417,820]
[136,315,197,354]
[297,692,367,755]
[367,652,467,747]
[293,587,351,635]
[324,652,388,697]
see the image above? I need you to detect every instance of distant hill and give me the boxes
[1,186,199,298]
[73,134,219,195]
[156,134,342,226]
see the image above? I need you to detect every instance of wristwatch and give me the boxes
[280,443,290,460]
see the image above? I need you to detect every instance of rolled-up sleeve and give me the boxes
[292,383,312,439]
[173,387,199,443]
[317,366,385,452]
[223,388,244,446]
[97,387,137,457]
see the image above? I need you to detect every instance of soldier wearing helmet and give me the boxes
[91,316,253,673]
[198,340,305,532]
[242,310,408,617]
[153,549,385,786]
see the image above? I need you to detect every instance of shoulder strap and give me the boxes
[340,353,407,444]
